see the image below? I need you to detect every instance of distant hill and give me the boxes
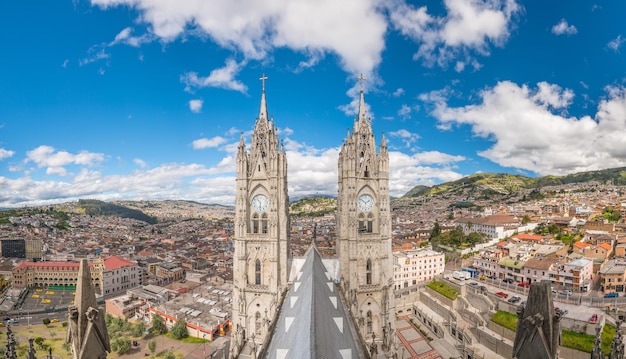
[289,196,337,217]
[401,167,626,199]
[77,199,158,224]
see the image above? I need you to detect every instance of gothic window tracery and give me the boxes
[366,259,372,285]
[366,310,373,333]
[255,311,262,337]
[252,214,259,234]
[255,259,262,285]
[261,214,268,234]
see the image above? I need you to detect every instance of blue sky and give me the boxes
[1,0,626,207]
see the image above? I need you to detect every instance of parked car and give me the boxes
[520,301,527,307]
[590,314,598,324]
[518,282,530,288]
[559,290,572,296]
[478,285,487,291]
[508,296,521,303]
[468,282,478,286]
[479,275,488,281]
[502,278,514,284]
[496,292,509,299]
[605,292,619,298]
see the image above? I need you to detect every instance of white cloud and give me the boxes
[26,146,104,169]
[192,136,228,149]
[608,35,625,52]
[181,59,247,93]
[91,0,387,76]
[111,27,152,47]
[133,158,148,168]
[189,99,203,113]
[388,0,521,68]
[392,88,405,97]
[388,129,420,147]
[389,151,464,196]
[79,47,110,66]
[426,81,626,175]
[551,19,577,36]
[0,148,15,160]
[397,104,412,120]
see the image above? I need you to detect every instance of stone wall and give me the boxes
[420,292,456,322]
[470,326,513,358]
[486,320,516,341]
[559,346,593,359]
[424,286,455,309]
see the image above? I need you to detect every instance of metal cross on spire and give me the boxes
[358,73,366,92]
[260,73,268,92]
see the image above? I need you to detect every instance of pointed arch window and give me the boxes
[255,311,262,337]
[261,213,268,234]
[358,213,366,233]
[366,310,373,334]
[255,259,262,285]
[252,214,260,234]
[366,258,372,285]
[367,213,374,233]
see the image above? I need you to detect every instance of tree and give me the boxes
[148,340,157,355]
[521,215,531,225]
[151,314,167,335]
[429,222,441,240]
[42,318,51,326]
[131,321,146,337]
[163,351,176,359]
[34,337,45,349]
[171,319,188,340]
[111,337,131,355]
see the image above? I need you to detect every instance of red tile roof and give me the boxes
[103,256,136,270]
[512,234,544,242]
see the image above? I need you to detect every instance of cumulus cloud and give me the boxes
[192,136,228,149]
[92,0,387,76]
[0,148,15,160]
[388,0,521,68]
[551,19,577,36]
[389,151,464,196]
[189,99,203,113]
[426,81,626,175]
[25,146,104,170]
[181,59,247,93]
[608,35,625,52]
[397,104,413,120]
[392,88,405,97]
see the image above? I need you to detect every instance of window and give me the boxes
[366,311,373,334]
[255,312,262,337]
[367,214,373,233]
[366,259,372,285]
[252,214,259,233]
[261,214,268,234]
[255,259,262,285]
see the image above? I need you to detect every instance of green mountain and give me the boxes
[77,199,157,224]
[401,167,626,199]
[289,196,336,217]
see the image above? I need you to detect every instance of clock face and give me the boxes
[252,195,269,212]
[357,194,374,212]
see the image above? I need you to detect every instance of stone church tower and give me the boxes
[337,76,396,356]
[230,76,290,358]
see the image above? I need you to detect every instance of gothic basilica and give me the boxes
[231,76,396,359]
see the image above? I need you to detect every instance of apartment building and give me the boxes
[550,258,593,292]
[393,247,445,290]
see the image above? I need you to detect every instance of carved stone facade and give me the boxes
[230,76,290,357]
[67,259,110,359]
[337,77,396,356]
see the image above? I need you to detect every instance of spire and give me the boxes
[259,73,269,122]
[356,73,371,134]
[357,74,367,122]
[380,131,387,149]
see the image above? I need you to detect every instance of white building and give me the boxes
[393,247,445,290]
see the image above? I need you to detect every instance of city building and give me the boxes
[0,239,42,260]
[393,247,445,290]
[11,255,142,296]
[550,258,593,292]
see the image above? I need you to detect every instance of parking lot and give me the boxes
[16,286,76,313]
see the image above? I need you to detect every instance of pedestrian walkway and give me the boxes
[396,316,442,359]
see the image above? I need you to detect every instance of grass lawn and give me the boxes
[490,310,616,354]
[491,310,517,331]
[0,322,192,359]
[426,281,460,300]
